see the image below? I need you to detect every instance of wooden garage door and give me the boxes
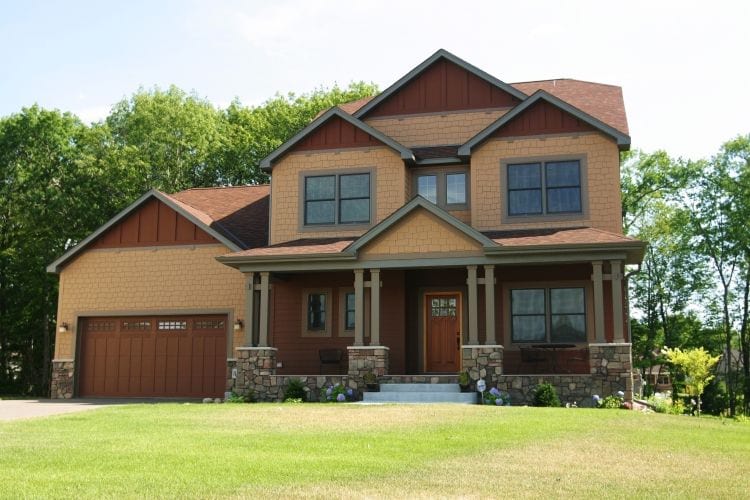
[78,315,227,398]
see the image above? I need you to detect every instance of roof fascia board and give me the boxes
[353,49,527,119]
[458,90,631,156]
[346,196,497,254]
[47,189,241,273]
[260,107,414,172]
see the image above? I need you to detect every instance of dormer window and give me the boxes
[414,168,469,210]
[304,172,371,226]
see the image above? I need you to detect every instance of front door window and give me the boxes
[425,293,461,373]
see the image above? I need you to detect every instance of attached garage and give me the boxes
[78,315,228,398]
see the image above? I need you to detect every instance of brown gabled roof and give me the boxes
[483,227,638,246]
[313,97,374,120]
[170,185,270,249]
[412,145,460,161]
[225,237,355,258]
[510,79,628,136]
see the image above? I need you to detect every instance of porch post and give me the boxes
[611,260,625,342]
[243,272,255,346]
[354,269,365,346]
[258,271,270,347]
[467,265,479,345]
[370,268,381,346]
[484,265,496,345]
[591,261,605,342]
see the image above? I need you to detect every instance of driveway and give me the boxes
[0,399,150,422]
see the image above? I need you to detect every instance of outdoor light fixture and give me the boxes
[233,319,243,331]
[58,322,69,333]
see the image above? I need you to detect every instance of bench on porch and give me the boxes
[319,348,345,375]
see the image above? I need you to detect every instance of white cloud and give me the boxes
[74,105,111,124]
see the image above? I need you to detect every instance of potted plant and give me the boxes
[458,371,471,392]
[363,371,379,391]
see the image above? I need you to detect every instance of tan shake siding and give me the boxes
[53,244,245,359]
[365,109,508,147]
[269,147,406,245]
[360,208,482,258]
[470,133,623,234]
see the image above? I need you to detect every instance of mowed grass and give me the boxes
[1,404,748,499]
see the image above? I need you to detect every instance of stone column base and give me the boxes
[462,345,504,389]
[347,346,389,388]
[234,347,277,400]
[51,360,75,399]
[589,343,634,402]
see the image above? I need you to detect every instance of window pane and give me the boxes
[550,288,585,314]
[339,199,369,223]
[417,175,437,203]
[545,161,580,187]
[511,289,545,314]
[512,316,546,342]
[305,176,335,200]
[307,293,326,330]
[508,163,541,189]
[340,174,369,198]
[446,173,466,204]
[547,187,581,213]
[345,292,355,330]
[551,314,586,342]
[305,200,335,224]
[509,189,542,215]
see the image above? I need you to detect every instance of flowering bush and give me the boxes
[483,387,511,406]
[319,383,357,402]
[594,391,628,410]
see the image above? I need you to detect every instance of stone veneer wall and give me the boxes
[462,345,504,389]
[232,346,390,402]
[51,360,75,399]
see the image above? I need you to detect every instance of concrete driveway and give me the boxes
[0,399,149,422]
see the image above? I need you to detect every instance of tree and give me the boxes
[663,347,721,415]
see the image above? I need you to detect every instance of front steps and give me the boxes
[362,383,477,404]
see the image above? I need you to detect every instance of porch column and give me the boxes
[243,272,255,346]
[354,269,365,346]
[591,261,605,343]
[484,265,496,345]
[611,260,625,342]
[467,265,479,345]
[370,268,381,346]
[258,271,270,347]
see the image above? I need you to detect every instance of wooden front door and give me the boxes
[425,293,461,373]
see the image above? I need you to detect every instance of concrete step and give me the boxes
[379,383,460,393]
[362,388,477,404]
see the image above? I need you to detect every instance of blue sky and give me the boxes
[1,0,748,160]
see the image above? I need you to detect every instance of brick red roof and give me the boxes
[226,238,355,258]
[169,185,270,249]
[510,79,629,135]
[483,227,638,246]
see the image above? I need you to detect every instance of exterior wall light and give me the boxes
[58,322,69,333]
[234,319,243,331]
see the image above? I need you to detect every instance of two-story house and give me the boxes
[48,50,644,403]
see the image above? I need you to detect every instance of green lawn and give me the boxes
[1,404,748,499]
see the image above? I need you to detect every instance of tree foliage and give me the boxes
[0,82,378,395]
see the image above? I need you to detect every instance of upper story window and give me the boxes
[304,173,370,226]
[507,160,581,216]
[414,168,468,210]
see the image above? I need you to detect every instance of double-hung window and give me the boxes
[304,173,370,226]
[507,160,581,216]
[511,287,587,343]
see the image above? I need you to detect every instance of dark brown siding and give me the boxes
[78,315,227,398]
[367,58,521,117]
[291,115,384,153]
[492,99,595,138]
[270,271,406,375]
[92,198,218,249]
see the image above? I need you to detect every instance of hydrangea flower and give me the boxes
[593,394,601,402]
[346,388,354,396]
[616,391,625,398]
[489,387,501,397]
[326,386,333,396]
[495,398,503,406]
[336,393,346,402]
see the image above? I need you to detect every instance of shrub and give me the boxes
[533,383,561,407]
[283,398,303,404]
[284,378,307,401]
[484,387,511,406]
[598,395,623,409]
[647,394,686,415]
[319,383,356,402]
[225,391,254,403]
[458,371,470,386]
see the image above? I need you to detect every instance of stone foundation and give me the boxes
[51,360,75,399]
[347,346,389,388]
[589,343,634,401]
[462,345,503,389]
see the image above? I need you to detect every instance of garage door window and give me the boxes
[194,319,225,329]
[158,320,187,330]
[87,320,115,331]
[122,320,151,330]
